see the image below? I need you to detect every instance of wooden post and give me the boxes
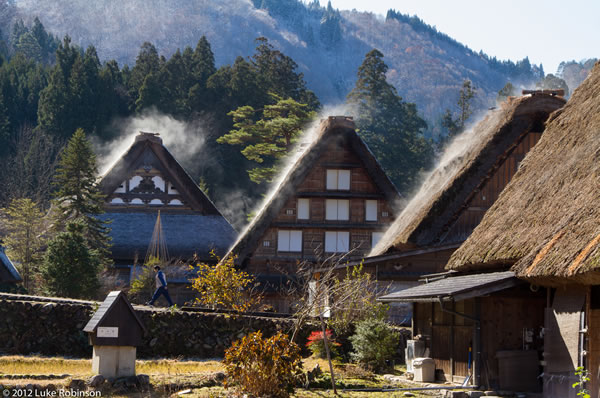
[320,314,337,394]
[450,301,455,382]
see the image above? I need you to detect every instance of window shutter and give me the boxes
[325,199,338,220]
[278,230,290,251]
[298,198,310,219]
[372,232,384,248]
[326,170,338,190]
[290,231,302,252]
[366,200,378,221]
[338,200,349,220]
[338,170,350,190]
[325,231,337,252]
[337,231,349,252]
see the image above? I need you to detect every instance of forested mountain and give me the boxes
[3,0,545,126]
[0,0,593,229]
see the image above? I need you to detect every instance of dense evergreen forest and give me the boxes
[3,0,549,126]
[0,17,434,229]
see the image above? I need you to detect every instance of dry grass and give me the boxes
[0,356,92,376]
[0,356,431,397]
[0,355,224,376]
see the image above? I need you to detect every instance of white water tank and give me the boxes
[413,357,435,382]
[405,339,426,372]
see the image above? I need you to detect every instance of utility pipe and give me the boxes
[343,385,477,392]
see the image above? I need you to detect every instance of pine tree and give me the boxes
[0,91,11,156]
[251,37,319,110]
[217,95,315,184]
[347,49,432,193]
[191,36,216,86]
[497,82,516,103]
[42,219,101,299]
[52,128,111,266]
[128,42,161,110]
[187,36,217,112]
[37,36,82,137]
[441,79,477,140]
[15,32,43,63]
[457,79,475,128]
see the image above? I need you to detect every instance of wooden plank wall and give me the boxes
[248,139,396,273]
[413,285,545,384]
[480,286,545,389]
[444,132,542,243]
[414,300,474,380]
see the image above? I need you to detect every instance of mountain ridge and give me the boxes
[4,0,543,131]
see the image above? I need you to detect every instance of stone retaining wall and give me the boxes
[0,297,309,358]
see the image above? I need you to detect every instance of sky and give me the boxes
[328,0,598,74]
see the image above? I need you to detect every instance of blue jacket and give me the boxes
[156,270,168,288]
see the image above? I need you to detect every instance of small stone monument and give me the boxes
[83,291,147,378]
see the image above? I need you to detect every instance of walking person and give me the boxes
[147,265,174,307]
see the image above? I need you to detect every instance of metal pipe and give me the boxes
[343,386,477,392]
[437,297,479,323]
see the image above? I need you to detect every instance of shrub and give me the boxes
[306,329,341,359]
[224,331,303,397]
[190,254,261,312]
[349,318,399,372]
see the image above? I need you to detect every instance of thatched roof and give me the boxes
[99,212,236,261]
[99,133,236,261]
[224,116,401,263]
[371,94,565,256]
[447,62,600,284]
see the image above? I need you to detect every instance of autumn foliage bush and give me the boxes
[224,331,303,397]
[189,254,261,312]
[306,329,341,359]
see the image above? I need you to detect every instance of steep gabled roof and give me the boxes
[99,132,221,215]
[447,62,600,284]
[371,94,566,256]
[99,133,237,261]
[0,246,21,283]
[225,116,401,263]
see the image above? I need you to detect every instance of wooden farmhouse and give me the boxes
[445,61,600,397]
[330,93,566,324]
[98,132,237,304]
[224,116,401,313]
[0,245,22,291]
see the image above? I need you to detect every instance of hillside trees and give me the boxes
[497,82,517,102]
[441,79,477,139]
[51,128,111,268]
[1,198,46,292]
[0,19,326,218]
[347,49,433,193]
[0,126,61,208]
[38,38,119,139]
[536,73,569,97]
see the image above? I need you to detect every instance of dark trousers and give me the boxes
[149,286,174,306]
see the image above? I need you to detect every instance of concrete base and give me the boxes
[92,345,136,378]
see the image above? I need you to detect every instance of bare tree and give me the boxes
[279,248,389,393]
[0,125,64,208]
